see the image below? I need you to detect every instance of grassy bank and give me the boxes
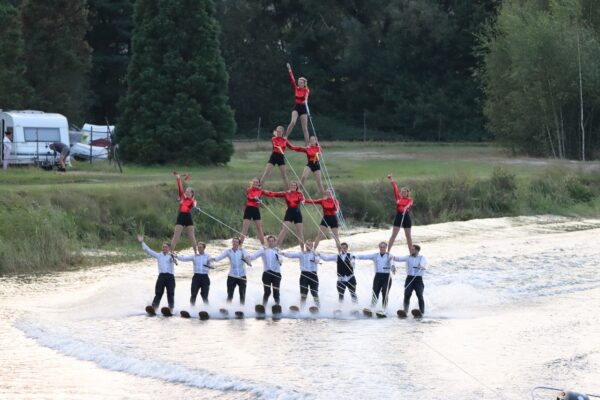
[1,142,600,273]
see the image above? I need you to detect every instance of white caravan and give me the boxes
[1,110,70,165]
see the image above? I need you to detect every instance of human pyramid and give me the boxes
[140,63,427,319]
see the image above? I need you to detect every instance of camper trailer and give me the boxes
[1,110,70,166]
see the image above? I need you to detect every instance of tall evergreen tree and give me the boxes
[21,0,92,123]
[118,0,235,164]
[0,0,32,109]
[86,0,133,123]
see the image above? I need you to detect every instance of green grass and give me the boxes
[2,141,600,273]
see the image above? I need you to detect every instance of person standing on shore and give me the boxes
[170,172,199,255]
[212,238,252,305]
[356,242,395,309]
[250,235,283,306]
[137,234,177,311]
[393,244,427,315]
[320,242,357,303]
[176,242,212,306]
[3,128,13,171]
[387,174,414,252]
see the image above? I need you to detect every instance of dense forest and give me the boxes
[1,0,600,162]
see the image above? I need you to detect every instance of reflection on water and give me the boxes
[1,216,600,399]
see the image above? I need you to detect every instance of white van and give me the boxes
[1,110,70,166]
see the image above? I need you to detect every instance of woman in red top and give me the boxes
[285,62,310,145]
[287,135,325,195]
[240,177,266,246]
[260,126,290,189]
[171,172,199,254]
[305,189,341,251]
[264,181,305,250]
[387,174,414,252]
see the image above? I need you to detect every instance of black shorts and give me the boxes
[293,103,308,116]
[284,207,302,224]
[243,206,261,221]
[307,161,320,172]
[393,211,412,228]
[268,152,285,166]
[320,215,338,228]
[176,211,194,226]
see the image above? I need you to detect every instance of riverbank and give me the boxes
[2,142,600,273]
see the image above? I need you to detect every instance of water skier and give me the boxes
[287,136,325,195]
[260,126,291,188]
[393,244,427,315]
[285,62,310,145]
[356,242,396,310]
[212,238,252,305]
[387,174,414,252]
[250,235,283,305]
[137,234,177,311]
[240,177,266,246]
[171,172,199,255]
[320,242,357,303]
[282,241,320,306]
[304,188,341,250]
[264,181,306,250]
[176,242,212,306]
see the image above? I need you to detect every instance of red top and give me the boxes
[271,136,289,154]
[178,177,196,213]
[265,190,305,209]
[245,187,264,208]
[288,143,321,163]
[305,197,339,216]
[289,70,309,105]
[391,181,413,213]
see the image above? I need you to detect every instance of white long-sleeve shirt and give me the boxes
[250,247,282,273]
[177,253,212,274]
[282,250,319,273]
[355,252,394,274]
[3,136,12,155]
[142,242,175,274]
[214,248,250,278]
[393,254,427,276]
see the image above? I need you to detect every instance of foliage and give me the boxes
[118,0,235,164]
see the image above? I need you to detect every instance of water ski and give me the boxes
[199,311,210,320]
[308,306,319,314]
[411,309,423,319]
[255,304,266,314]
[272,304,282,314]
[289,305,300,313]
[234,311,244,319]
[180,310,190,319]
[375,311,387,318]
[145,305,156,316]
[160,307,173,317]
[219,308,229,316]
[397,310,408,319]
[362,308,373,317]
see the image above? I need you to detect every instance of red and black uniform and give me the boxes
[391,180,413,228]
[243,186,265,221]
[176,177,197,226]
[288,143,322,172]
[265,190,305,224]
[305,197,339,228]
[289,69,309,116]
[268,136,290,166]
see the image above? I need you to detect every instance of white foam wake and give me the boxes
[14,318,311,400]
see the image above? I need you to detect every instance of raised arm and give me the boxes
[287,62,297,89]
[141,242,160,259]
[389,177,401,202]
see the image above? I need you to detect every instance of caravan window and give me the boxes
[24,127,61,142]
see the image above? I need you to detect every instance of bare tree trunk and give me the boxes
[545,124,557,159]
[547,77,564,159]
[559,106,566,159]
[577,30,586,161]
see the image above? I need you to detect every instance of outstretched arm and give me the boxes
[355,253,376,261]
[174,172,184,200]
[263,190,285,198]
[287,62,297,89]
[319,253,339,262]
[388,175,401,202]
[287,143,307,153]
[281,251,302,259]
[304,198,323,205]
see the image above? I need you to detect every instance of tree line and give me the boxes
[1,0,599,163]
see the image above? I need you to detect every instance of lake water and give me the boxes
[1,215,599,399]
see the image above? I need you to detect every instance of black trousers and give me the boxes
[227,275,247,304]
[371,272,392,308]
[153,273,175,309]
[404,275,425,313]
[190,273,210,305]
[337,276,357,302]
[262,271,282,305]
[299,271,319,305]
